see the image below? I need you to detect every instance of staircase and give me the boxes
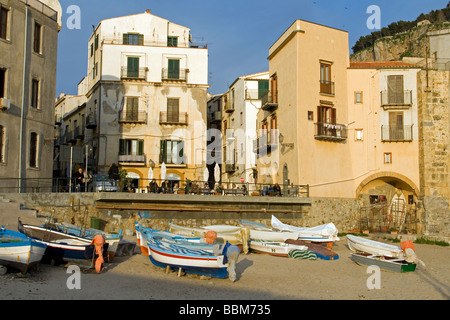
[0,196,44,230]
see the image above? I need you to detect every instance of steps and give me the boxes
[0,196,42,230]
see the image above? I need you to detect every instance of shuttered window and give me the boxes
[168,59,180,79]
[258,80,269,99]
[0,6,8,40]
[123,33,144,45]
[33,22,41,53]
[29,132,38,168]
[31,79,39,108]
[127,57,140,78]
[167,98,180,122]
[119,139,144,156]
[387,75,404,104]
[167,36,178,47]
[160,140,185,164]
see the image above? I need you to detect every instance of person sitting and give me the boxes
[148,179,159,193]
[273,183,282,196]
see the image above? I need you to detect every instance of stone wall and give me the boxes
[417,69,450,236]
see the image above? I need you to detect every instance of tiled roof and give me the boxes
[349,61,420,69]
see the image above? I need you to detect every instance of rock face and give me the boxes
[350,23,450,62]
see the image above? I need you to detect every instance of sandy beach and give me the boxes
[1,233,449,302]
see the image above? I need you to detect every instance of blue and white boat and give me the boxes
[0,226,47,274]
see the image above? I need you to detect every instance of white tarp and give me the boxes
[271,215,340,242]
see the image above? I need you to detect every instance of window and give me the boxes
[388,111,404,140]
[119,139,144,156]
[355,129,363,141]
[29,132,38,168]
[317,105,336,124]
[308,111,313,121]
[0,68,5,98]
[355,91,363,103]
[90,44,93,57]
[33,22,42,53]
[167,98,179,122]
[387,75,404,104]
[94,34,99,50]
[123,33,144,45]
[160,140,185,164]
[258,80,269,99]
[384,152,392,164]
[31,79,39,108]
[320,62,333,95]
[124,97,139,121]
[0,6,9,40]
[127,57,140,78]
[270,74,278,103]
[0,125,4,163]
[168,59,180,79]
[167,36,178,47]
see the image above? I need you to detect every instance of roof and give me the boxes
[349,61,421,69]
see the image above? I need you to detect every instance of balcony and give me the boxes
[380,90,412,108]
[86,112,97,129]
[159,112,188,125]
[253,131,279,155]
[225,163,236,173]
[314,122,347,142]
[55,114,61,125]
[224,100,234,113]
[261,91,278,111]
[74,126,85,139]
[119,111,147,124]
[121,67,147,80]
[64,131,77,144]
[319,80,335,96]
[118,154,146,164]
[161,68,187,81]
[209,111,221,123]
[381,125,413,142]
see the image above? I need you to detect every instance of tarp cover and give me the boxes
[271,215,339,241]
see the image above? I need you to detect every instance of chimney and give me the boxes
[146,9,151,14]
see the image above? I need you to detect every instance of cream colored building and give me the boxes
[79,10,209,189]
[0,0,61,192]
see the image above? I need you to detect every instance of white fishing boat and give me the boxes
[169,223,250,253]
[239,219,299,242]
[350,252,417,273]
[249,239,308,257]
[347,234,404,258]
[271,215,340,242]
[0,226,47,274]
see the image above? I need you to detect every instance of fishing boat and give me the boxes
[271,215,340,243]
[146,235,239,279]
[249,239,308,257]
[0,226,47,274]
[169,223,249,253]
[285,239,340,260]
[347,234,404,258]
[350,252,417,273]
[37,238,109,269]
[239,219,299,242]
[18,220,119,262]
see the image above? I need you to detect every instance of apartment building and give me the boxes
[79,10,209,189]
[221,72,269,185]
[0,0,61,192]
[256,20,351,197]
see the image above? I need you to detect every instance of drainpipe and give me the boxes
[18,7,29,193]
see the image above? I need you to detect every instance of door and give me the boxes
[387,75,404,104]
[168,59,180,79]
[127,57,139,78]
[389,111,404,140]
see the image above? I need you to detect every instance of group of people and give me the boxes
[147,179,179,194]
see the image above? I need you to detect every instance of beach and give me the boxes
[1,233,449,301]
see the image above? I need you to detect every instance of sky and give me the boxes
[56,0,448,96]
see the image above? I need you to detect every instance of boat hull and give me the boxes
[351,252,416,273]
[347,235,404,258]
[249,240,308,257]
[285,239,339,260]
[0,233,47,274]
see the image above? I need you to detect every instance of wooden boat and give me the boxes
[249,239,308,257]
[347,234,404,258]
[239,219,299,242]
[146,235,238,279]
[37,238,109,269]
[350,252,417,273]
[271,215,340,243]
[169,223,249,253]
[0,226,47,274]
[18,220,119,262]
[285,239,340,260]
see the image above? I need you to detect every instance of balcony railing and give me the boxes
[253,131,279,155]
[381,125,413,142]
[86,112,97,129]
[380,90,412,107]
[119,111,147,124]
[74,126,85,139]
[118,154,146,163]
[314,122,347,142]
[161,68,187,81]
[261,91,278,111]
[121,67,147,80]
[319,80,335,96]
[159,112,188,125]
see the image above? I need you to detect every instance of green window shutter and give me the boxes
[138,34,144,45]
[138,140,144,155]
[258,80,269,99]
[160,140,167,163]
[127,57,139,78]
[119,139,125,155]
[123,33,129,45]
[168,59,180,79]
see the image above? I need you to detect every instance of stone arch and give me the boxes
[355,171,420,197]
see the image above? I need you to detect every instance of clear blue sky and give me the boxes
[56,0,448,96]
